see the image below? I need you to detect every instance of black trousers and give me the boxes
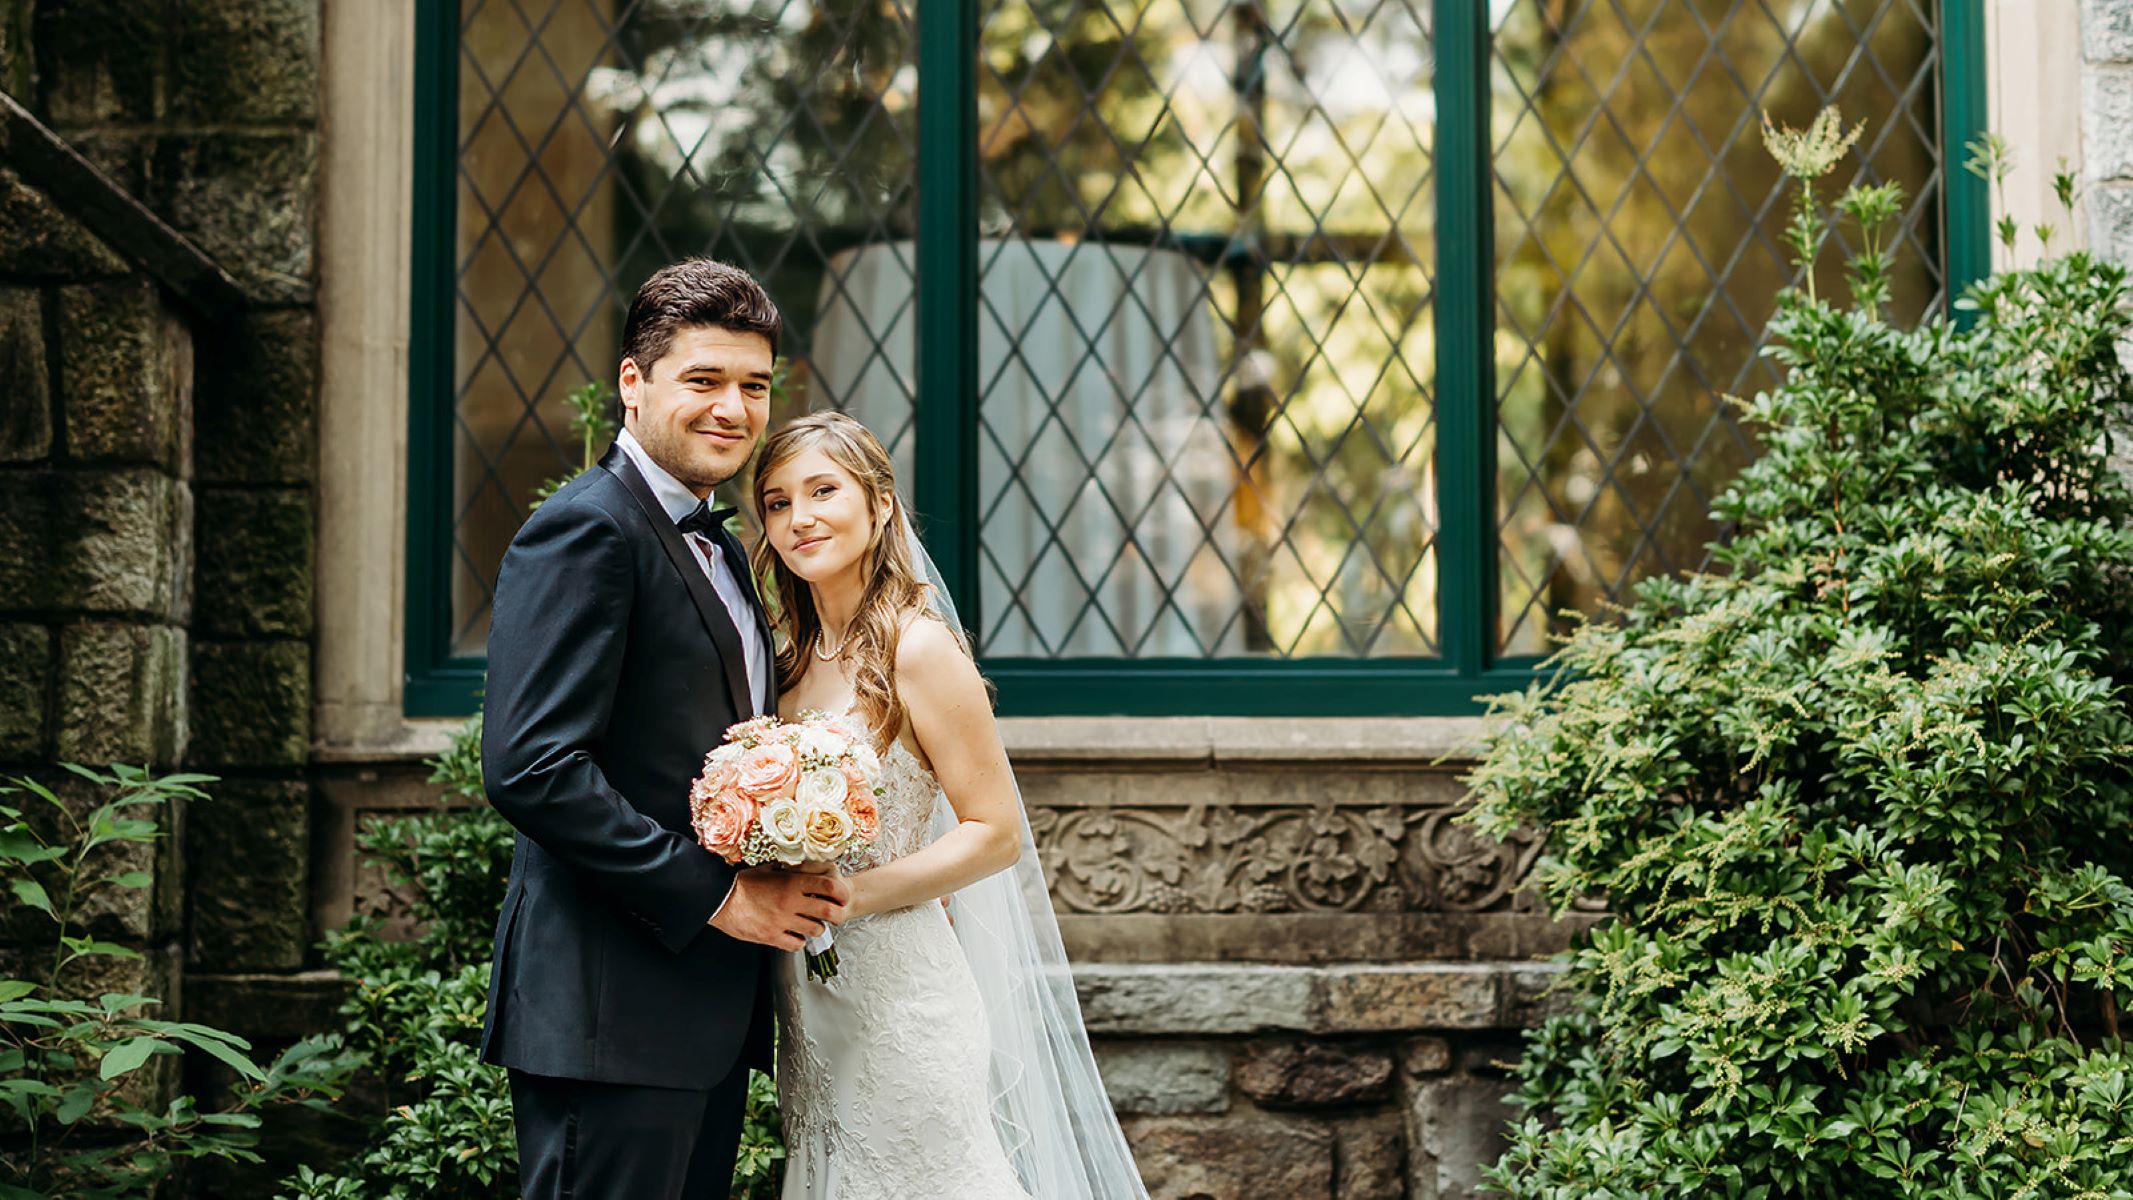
[508,1054,753,1200]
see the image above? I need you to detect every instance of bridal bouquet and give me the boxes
[690,712,883,980]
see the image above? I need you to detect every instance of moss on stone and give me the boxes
[193,488,313,638]
[187,639,308,767]
[55,621,185,766]
[0,168,130,279]
[195,308,316,485]
[0,287,50,462]
[0,622,51,761]
[185,777,308,971]
[57,280,191,469]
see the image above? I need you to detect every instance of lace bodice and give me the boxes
[842,735,941,870]
[773,715,1030,1199]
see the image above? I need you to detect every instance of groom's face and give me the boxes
[619,324,773,495]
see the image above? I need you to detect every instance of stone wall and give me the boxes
[2090,1,2133,262]
[0,133,193,1078]
[3,0,326,981]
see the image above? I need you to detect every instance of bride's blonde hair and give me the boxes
[750,411,936,749]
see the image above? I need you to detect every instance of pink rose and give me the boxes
[694,795,753,861]
[733,743,799,803]
[846,790,880,841]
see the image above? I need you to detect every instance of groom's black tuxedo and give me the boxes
[479,442,777,1193]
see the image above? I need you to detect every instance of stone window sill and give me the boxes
[312,714,1494,767]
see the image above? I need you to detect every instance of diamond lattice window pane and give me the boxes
[973,0,1439,659]
[1491,0,1946,656]
[450,0,918,655]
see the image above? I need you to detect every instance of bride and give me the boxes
[748,412,1148,1200]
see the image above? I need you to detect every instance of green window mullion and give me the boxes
[404,0,481,718]
[1431,0,1495,678]
[913,0,981,630]
[1941,0,1990,315]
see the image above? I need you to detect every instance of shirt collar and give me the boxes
[615,428,707,527]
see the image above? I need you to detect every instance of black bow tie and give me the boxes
[677,500,737,539]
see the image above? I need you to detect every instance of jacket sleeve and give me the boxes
[480,497,732,953]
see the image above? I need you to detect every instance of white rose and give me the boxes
[760,800,808,865]
[797,725,847,762]
[847,741,881,777]
[795,766,850,814]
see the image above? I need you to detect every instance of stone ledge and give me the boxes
[189,961,1571,1041]
[1074,962,1569,1036]
[314,715,1496,768]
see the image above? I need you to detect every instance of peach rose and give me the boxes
[840,761,872,808]
[694,795,752,860]
[733,743,799,803]
[804,806,854,858]
[845,790,880,841]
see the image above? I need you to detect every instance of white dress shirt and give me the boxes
[614,428,769,714]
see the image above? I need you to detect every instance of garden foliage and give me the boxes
[1467,122,2133,1197]
[0,766,350,1197]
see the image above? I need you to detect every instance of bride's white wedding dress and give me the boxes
[772,729,1031,1199]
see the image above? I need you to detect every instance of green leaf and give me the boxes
[55,1083,97,1124]
[99,1035,162,1080]
[0,980,36,1003]
[10,878,52,917]
[179,1031,267,1082]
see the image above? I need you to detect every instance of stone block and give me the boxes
[2092,183,2133,266]
[63,469,189,619]
[0,624,50,761]
[2084,63,2133,183]
[1122,1111,1335,1200]
[1078,964,1316,1035]
[55,622,185,766]
[0,2,26,97]
[0,287,51,462]
[144,133,318,305]
[1235,1040,1395,1109]
[1334,1113,1407,1200]
[1401,1037,1452,1076]
[195,308,316,484]
[8,469,190,617]
[0,168,130,279]
[1499,964,1574,1028]
[1315,965,1503,1033]
[2087,0,2133,63]
[172,0,319,123]
[1093,1040,1231,1116]
[182,970,347,1041]
[188,640,309,767]
[30,0,167,124]
[57,281,192,469]
[193,489,313,637]
[1403,1076,1518,1200]
[187,778,309,971]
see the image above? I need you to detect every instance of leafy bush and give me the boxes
[0,766,350,1197]
[1466,120,2133,1197]
[284,385,785,1198]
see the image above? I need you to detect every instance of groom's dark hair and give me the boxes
[621,258,783,378]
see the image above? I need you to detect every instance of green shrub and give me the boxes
[1466,119,2133,1197]
[0,766,351,1197]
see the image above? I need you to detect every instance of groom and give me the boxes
[480,258,850,1198]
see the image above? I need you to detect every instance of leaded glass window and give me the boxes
[408,0,1983,716]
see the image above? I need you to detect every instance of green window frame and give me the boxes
[405,0,1990,719]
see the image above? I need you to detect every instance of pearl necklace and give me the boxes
[814,625,853,661]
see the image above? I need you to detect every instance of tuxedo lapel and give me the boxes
[711,522,780,714]
[601,446,756,719]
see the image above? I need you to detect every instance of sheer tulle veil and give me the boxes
[895,506,1148,1200]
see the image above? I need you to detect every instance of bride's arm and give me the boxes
[842,619,1021,920]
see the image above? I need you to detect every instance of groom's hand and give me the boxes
[709,868,853,951]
